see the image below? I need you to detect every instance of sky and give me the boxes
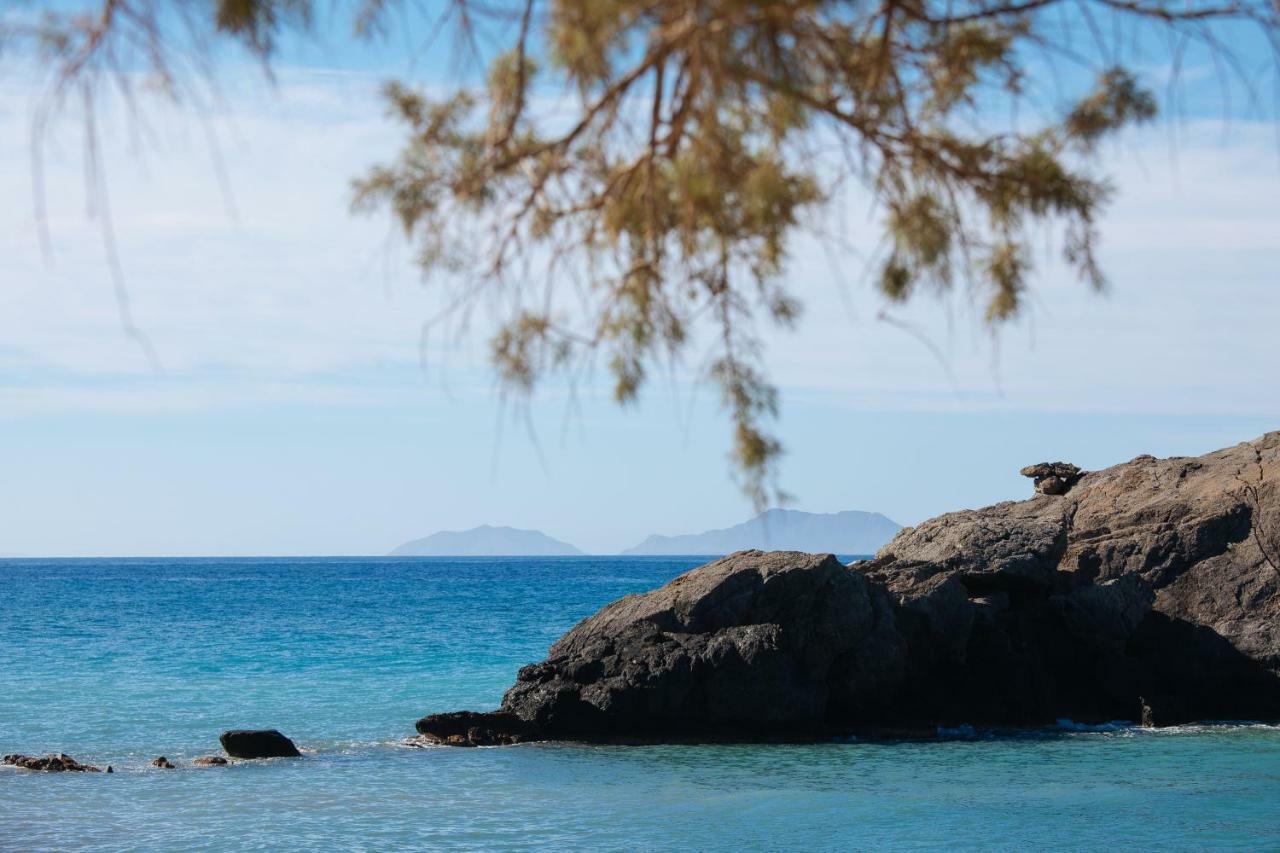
[1,7,1278,556]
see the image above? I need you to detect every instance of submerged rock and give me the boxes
[219,730,300,759]
[193,756,228,766]
[419,433,1280,743]
[3,753,103,772]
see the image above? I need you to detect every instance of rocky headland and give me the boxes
[418,433,1280,745]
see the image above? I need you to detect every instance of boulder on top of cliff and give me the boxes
[419,432,1280,743]
[219,730,301,759]
[1020,461,1083,495]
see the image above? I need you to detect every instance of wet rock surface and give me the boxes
[414,711,537,746]
[219,730,301,759]
[3,753,103,772]
[193,756,228,766]
[419,433,1280,743]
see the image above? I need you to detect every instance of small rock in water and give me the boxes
[1139,697,1155,728]
[151,756,176,769]
[3,753,103,772]
[219,730,301,759]
[192,756,228,767]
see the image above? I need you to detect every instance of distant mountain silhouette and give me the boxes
[390,525,583,557]
[622,508,901,556]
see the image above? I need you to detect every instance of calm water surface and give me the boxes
[4,557,1280,850]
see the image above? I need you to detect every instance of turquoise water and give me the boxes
[5,557,1280,850]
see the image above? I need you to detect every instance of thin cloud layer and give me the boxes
[0,68,1277,421]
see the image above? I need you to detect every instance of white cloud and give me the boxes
[758,120,1280,417]
[0,39,1275,557]
[0,69,1277,421]
[1,69,453,380]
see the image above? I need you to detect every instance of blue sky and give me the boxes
[1,8,1278,555]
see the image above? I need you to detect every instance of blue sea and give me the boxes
[5,556,1280,850]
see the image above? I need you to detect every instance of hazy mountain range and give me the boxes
[620,508,901,556]
[390,525,583,557]
[390,509,900,557]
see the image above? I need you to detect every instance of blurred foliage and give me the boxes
[5,0,1276,503]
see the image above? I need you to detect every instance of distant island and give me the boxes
[623,508,901,556]
[390,525,584,557]
[390,510,901,557]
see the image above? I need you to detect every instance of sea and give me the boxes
[4,556,1280,851]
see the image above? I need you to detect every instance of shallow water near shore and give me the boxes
[5,557,1280,850]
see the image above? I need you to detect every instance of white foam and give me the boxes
[1054,718,1134,733]
[936,724,978,739]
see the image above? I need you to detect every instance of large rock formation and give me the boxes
[418,433,1280,744]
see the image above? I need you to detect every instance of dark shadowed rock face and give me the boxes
[219,730,301,759]
[506,551,892,740]
[418,551,895,745]
[418,433,1280,744]
[413,711,537,746]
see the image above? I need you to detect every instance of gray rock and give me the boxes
[419,432,1280,742]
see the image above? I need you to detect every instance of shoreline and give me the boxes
[11,717,1280,776]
